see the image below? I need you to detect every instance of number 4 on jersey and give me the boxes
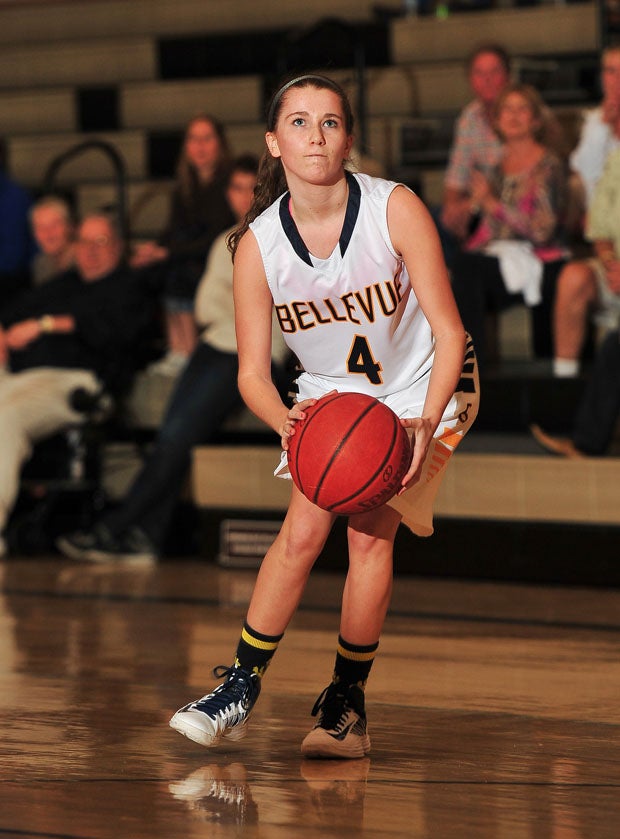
[347,334,383,384]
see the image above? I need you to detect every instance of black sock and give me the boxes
[234,621,283,678]
[332,635,379,690]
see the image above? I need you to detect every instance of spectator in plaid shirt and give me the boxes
[440,44,511,247]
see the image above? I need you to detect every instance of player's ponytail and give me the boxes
[228,151,286,257]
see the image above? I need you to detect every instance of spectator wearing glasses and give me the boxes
[0,212,153,557]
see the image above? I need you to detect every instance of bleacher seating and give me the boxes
[391,3,598,63]
[0,1,600,221]
[2,0,617,555]
[0,0,599,366]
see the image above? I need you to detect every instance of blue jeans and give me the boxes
[102,341,243,548]
[574,329,620,455]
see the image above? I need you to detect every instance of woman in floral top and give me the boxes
[451,83,569,372]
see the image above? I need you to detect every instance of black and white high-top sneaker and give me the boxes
[301,682,371,759]
[170,666,261,747]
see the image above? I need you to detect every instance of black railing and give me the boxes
[42,138,129,240]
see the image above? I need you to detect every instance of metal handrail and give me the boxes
[42,138,129,240]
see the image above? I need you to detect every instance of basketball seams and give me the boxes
[313,400,378,505]
[287,392,410,514]
[288,391,341,495]
[324,407,404,512]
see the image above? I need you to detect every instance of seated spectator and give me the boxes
[552,146,620,378]
[439,43,566,270]
[531,328,620,457]
[569,45,620,213]
[131,113,235,376]
[551,47,620,379]
[30,195,75,285]
[451,83,570,373]
[0,140,36,309]
[57,155,290,564]
[440,43,512,257]
[0,212,153,558]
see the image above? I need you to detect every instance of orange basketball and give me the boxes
[287,392,412,515]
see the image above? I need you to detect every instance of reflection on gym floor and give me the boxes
[1,557,619,838]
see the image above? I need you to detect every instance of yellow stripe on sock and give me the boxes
[337,644,377,662]
[241,626,280,651]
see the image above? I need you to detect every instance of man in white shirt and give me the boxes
[570,46,620,209]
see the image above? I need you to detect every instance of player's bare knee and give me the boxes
[346,528,394,566]
[275,518,329,567]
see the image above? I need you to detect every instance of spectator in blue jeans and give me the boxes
[57,155,289,562]
[531,328,620,457]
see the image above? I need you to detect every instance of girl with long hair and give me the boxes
[133,113,234,374]
[170,74,479,759]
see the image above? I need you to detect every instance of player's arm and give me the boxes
[234,230,314,443]
[388,185,467,488]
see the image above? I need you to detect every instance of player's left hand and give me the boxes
[280,390,337,450]
[280,398,318,450]
[397,416,434,494]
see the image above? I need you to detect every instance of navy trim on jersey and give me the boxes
[278,171,361,266]
[339,171,360,257]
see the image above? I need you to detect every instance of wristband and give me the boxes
[39,315,55,333]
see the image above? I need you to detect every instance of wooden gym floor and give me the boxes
[1,554,619,839]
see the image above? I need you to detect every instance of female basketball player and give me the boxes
[170,74,479,759]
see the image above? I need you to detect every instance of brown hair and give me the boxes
[494,82,548,142]
[467,42,511,76]
[228,73,354,257]
[176,113,231,205]
[30,194,75,226]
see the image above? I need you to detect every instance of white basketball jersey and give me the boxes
[250,172,436,416]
